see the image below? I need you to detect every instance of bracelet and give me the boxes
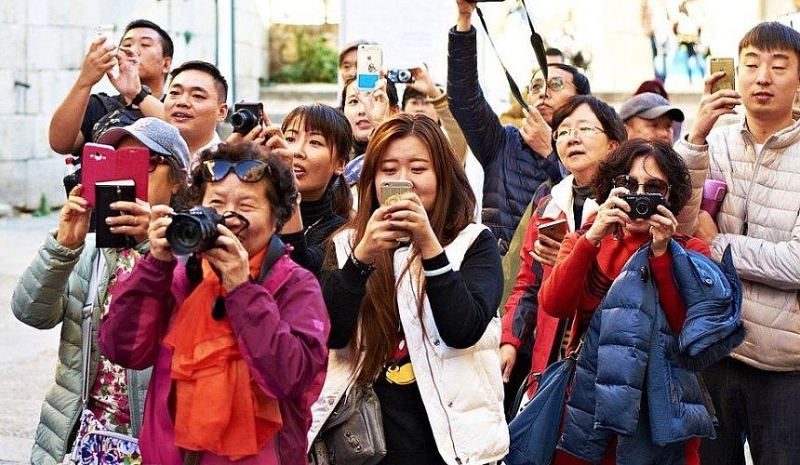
[349,253,376,277]
[426,91,448,108]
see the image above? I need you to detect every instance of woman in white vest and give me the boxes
[312,113,508,464]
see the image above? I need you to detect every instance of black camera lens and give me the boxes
[166,207,225,254]
[231,109,259,135]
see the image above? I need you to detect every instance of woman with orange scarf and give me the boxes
[99,142,330,464]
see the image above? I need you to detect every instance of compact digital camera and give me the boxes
[166,206,226,254]
[387,68,413,84]
[620,193,666,219]
[230,101,264,134]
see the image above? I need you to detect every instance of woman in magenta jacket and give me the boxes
[99,142,330,465]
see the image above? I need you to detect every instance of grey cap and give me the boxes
[619,92,685,122]
[98,117,190,170]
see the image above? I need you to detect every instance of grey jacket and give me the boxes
[675,118,800,371]
[11,231,150,465]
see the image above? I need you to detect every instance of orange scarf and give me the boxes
[163,248,282,458]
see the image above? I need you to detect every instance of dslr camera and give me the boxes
[231,101,264,134]
[387,68,413,84]
[166,206,225,255]
[620,193,666,219]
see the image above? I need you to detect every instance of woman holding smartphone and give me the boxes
[501,95,627,405]
[310,114,508,464]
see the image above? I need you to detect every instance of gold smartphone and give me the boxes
[537,218,568,243]
[380,179,412,206]
[709,57,735,93]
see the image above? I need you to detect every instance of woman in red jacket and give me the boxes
[500,95,627,403]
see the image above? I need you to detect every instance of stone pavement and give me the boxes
[0,212,61,464]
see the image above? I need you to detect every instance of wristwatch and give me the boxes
[131,85,151,107]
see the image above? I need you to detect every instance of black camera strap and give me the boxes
[257,234,286,284]
[475,0,548,111]
[207,234,285,321]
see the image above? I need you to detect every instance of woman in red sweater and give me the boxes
[540,139,707,465]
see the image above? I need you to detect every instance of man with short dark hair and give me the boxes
[164,60,229,165]
[49,19,174,155]
[337,39,377,83]
[619,92,685,145]
[676,21,800,463]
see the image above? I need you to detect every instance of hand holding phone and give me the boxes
[537,219,567,243]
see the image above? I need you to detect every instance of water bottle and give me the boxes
[63,156,81,196]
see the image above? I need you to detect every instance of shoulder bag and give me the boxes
[310,383,386,465]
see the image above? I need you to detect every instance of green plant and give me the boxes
[271,31,337,84]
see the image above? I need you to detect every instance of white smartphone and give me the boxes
[96,24,119,78]
[357,44,383,92]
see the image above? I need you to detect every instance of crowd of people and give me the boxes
[10,1,800,464]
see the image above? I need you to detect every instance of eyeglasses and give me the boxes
[148,154,166,173]
[613,174,670,197]
[528,76,576,94]
[202,160,270,183]
[552,125,605,142]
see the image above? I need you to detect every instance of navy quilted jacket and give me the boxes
[559,242,744,464]
[447,26,561,253]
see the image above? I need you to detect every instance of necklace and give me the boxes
[303,216,324,236]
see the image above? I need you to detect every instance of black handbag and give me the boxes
[311,384,386,465]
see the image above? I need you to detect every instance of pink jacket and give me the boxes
[98,251,329,465]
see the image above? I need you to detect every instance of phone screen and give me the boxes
[357,44,383,92]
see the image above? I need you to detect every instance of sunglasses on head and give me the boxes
[613,174,670,197]
[202,159,270,183]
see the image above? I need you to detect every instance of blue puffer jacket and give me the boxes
[559,242,744,464]
[447,26,561,253]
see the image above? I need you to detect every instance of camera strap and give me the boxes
[257,235,286,284]
[475,0,548,111]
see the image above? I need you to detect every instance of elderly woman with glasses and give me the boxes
[501,95,626,409]
[98,142,330,465]
[540,139,743,465]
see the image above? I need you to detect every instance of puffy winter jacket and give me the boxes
[675,120,800,371]
[559,242,744,464]
[11,232,150,465]
[448,26,561,253]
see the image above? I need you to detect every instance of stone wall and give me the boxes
[0,0,266,212]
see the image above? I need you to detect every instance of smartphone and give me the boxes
[96,24,119,78]
[709,57,735,93]
[380,179,412,206]
[537,218,568,243]
[357,44,383,92]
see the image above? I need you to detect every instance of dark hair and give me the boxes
[401,86,428,110]
[339,76,399,110]
[342,113,476,385]
[185,142,297,232]
[169,60,229,103]
[593,139,691,215]
[123,19,174,58]
[281,103,354,216]
[634,79,669,99]
[338,39,378,66]
[545,47,564,59]
[550,95,627,152]
[544,63,591,95]
[739,21,800,68]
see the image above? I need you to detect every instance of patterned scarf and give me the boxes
[163,248,282,458]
